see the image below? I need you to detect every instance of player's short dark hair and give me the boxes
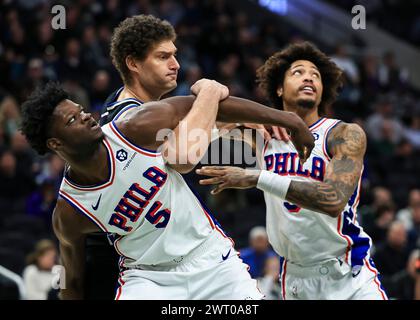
[110,14,176,85]
[256,41,344,115]
[20,82,68,155]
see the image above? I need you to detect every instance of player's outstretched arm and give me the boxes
[197,123,366,218]
[120,95,313,163]
[52,199,101,299]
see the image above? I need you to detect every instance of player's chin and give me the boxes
[296,97,317,109]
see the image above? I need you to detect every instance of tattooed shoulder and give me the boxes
[327,122,366,158]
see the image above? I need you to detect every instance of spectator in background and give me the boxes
[359,186,394,232]
[0,149,35,214]
[23,239,58,300]
[382,249,420,300]
[366,96,404,145]
[365,203,396,246]
[89,69,111,116]
[397,189,420,232]
[378,51,409,92]
[256,255,281,300]
[404,114,420,150]
[26,179,56,230]
[374,221,410,277]
[0,91,21,145]
[240,226,278,279]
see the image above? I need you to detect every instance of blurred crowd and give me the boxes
[327,0,420,47]
[0,0,419,299]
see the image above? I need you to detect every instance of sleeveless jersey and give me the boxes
[262,117,372,269]
[59,120,229,269]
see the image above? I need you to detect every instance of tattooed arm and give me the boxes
[197,122,366,218]
[286,122,366,217]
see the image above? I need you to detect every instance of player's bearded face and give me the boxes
[281,60,323,110]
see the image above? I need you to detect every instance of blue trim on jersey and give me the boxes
[58,193,107,232]
[110,121,160,153]
[341,187,371,267]
[105,87,142,107]
[324,120,342,159]
[279,256,285,275]
[64,140,112,189]
[183,178,229,236]
[113,104,139,121]
[368,258,387,293]
[308,117,325,129]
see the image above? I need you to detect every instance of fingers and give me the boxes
[196,166,227,176]
[271,126,282,140]
[211,183,229,195]
[199,177,224,185]
[279,127,290,141]
[298,146,309,165]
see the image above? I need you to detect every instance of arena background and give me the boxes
[0,0,419,300]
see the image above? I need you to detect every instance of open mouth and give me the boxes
[299,84,316,94]
[90,119,99,130]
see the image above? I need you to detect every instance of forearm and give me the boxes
[218,96,303,131]
[257,171,347,217]
[58,245,85,300]
[286,180,347,217]
[163,88,220,172]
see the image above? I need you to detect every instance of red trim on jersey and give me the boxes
[63,138,116,191]
[113,236,136,261]
[281,259,287,300]
[336,213,352,264]
[110,122,160,157]
[352,176,362,223]
[115,272,125,300]
[309,118,328,132]
[59,190,108,232]
[364,259,388,300]
[322,120,340,161]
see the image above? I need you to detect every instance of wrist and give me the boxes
[257,170,291,199]
[244,169,261,188]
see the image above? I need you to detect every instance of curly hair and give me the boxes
[256,42,344,115]
[110,14,176,85]
[20,82,68,155]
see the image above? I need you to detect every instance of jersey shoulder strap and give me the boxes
[100,87,143,125]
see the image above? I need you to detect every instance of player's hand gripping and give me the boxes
[196,166,260,195]
[190,78,229,101]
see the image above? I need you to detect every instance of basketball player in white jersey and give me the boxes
[20,78,314,299]
[197,42,388,300]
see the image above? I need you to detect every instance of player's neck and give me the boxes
[64,142,109,185]
[284,103,320,128]
[120,82,161,103]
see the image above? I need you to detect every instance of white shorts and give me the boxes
[115,231,264,300]
[279,257,388,300]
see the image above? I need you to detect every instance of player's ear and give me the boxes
[276,86,283,97]
[126,55,140,73]
[47,137,62,152]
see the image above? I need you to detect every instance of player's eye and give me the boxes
[67,116,75,125]
[312,73,320,78]
[292,70,302,75]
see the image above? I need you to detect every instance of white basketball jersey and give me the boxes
[262,117,372,269]
[59,121,230,269]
